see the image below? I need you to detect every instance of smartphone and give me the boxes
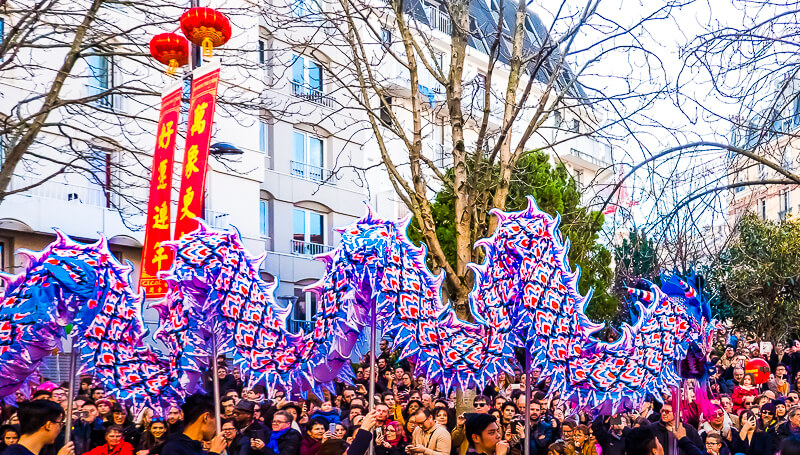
[329,423,336,434]
[510,384,521,390]
[375,427,383,439]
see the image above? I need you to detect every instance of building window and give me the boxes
[553,110,562,128]
[259,198,270,238]
[0,18,5,62]
[258,39,266,64]
[292,0,322,18]
[86,53,113,109]
[379,96,392,126]
[292,208,325,255]
[293,287,317,321]
[783,190,791,213]
[570,119,580,133]
[761,199,767,219]
[292,130,325,181]
[291,54,323,92]
[0,239,5,272]
[88,147,111,208]
[259,118,269,154]
[381,28,392,46]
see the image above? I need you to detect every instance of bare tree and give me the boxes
[255,0,687,310]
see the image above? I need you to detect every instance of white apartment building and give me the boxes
[0,0,613,354]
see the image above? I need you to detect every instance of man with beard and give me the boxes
[229,402,268,455]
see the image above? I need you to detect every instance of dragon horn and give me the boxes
[626,287,655,303]
[53,229,71,247]
[677,278,698,300]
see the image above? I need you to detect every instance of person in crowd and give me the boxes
[74,402,106,455]
[702,434,726,455]
[375,420,405,455]
[299,418,329,455]
[160,394,225,455]
[108,405,141,449]
[83,426,134,455]
[464,414,508,455]
[0,426,20,455]
[229,400,269,455]
[309,400,340,427]
[732,374,758,414]
[4,400,74,455]
[407,408,450,455]
[261,410,301,455]
[432,408,451,433]
[777,406,800,442]
[220,398,235,421]
[529,401,554,453]
[652,403,703,455]
[572,425,598,455]
[218,421,238,455]
[780,435,800,455]
[95,401,112,426]
[136,420,167,455]
[164,408,183,436]
[591,416,623,455]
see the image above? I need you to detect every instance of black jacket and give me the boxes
[652,422,703,455]
[261,429,301,455]
[161,434,217,455]
[591,417,624,455]
[73,419,107,455]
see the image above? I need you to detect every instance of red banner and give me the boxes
[174,63,221,240]
[139,82,182,298]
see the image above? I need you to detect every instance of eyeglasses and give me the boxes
[51,420,65,427]
[763,411,774,415]
[474,402,487,407]
[273,419,289,425]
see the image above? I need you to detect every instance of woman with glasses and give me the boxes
[375,420,406,455]
[737,410,777,455]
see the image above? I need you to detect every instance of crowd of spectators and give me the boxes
[4,333,800,455]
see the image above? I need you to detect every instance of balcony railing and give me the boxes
[8,179,107,207]
[290,160,336,185]
[291,239,333,256]
[288,319,315,334]
[204,210,231,229]
[424,4,451,35]
[433,144,452,168]
[568,147,611,168]
[291,81,334,108]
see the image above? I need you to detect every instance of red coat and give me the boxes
[732,386,758,413]
[84,442,135,455]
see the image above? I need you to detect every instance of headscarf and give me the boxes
[385,421,405,446]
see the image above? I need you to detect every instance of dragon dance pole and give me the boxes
[671,362,681,455]
[524,349,532,455]
[65,341,78,443]
[211,335,222,435]
[368,294,377,455]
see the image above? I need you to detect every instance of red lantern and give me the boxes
[180,7,232,59]
[745,358,770,384]
[150,33,189,76]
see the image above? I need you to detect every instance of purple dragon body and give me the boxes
[157,198,719,410]
[0,232,184,410]
[0,196,719,412]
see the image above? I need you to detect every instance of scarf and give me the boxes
[385,421,405,447]
[266,428,290,453]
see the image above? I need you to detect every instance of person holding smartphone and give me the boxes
[406,408,450,455]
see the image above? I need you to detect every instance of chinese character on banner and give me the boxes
[139,82,182,299]
[174,63,221,240]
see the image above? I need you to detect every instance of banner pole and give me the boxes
[211,336,221,435]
